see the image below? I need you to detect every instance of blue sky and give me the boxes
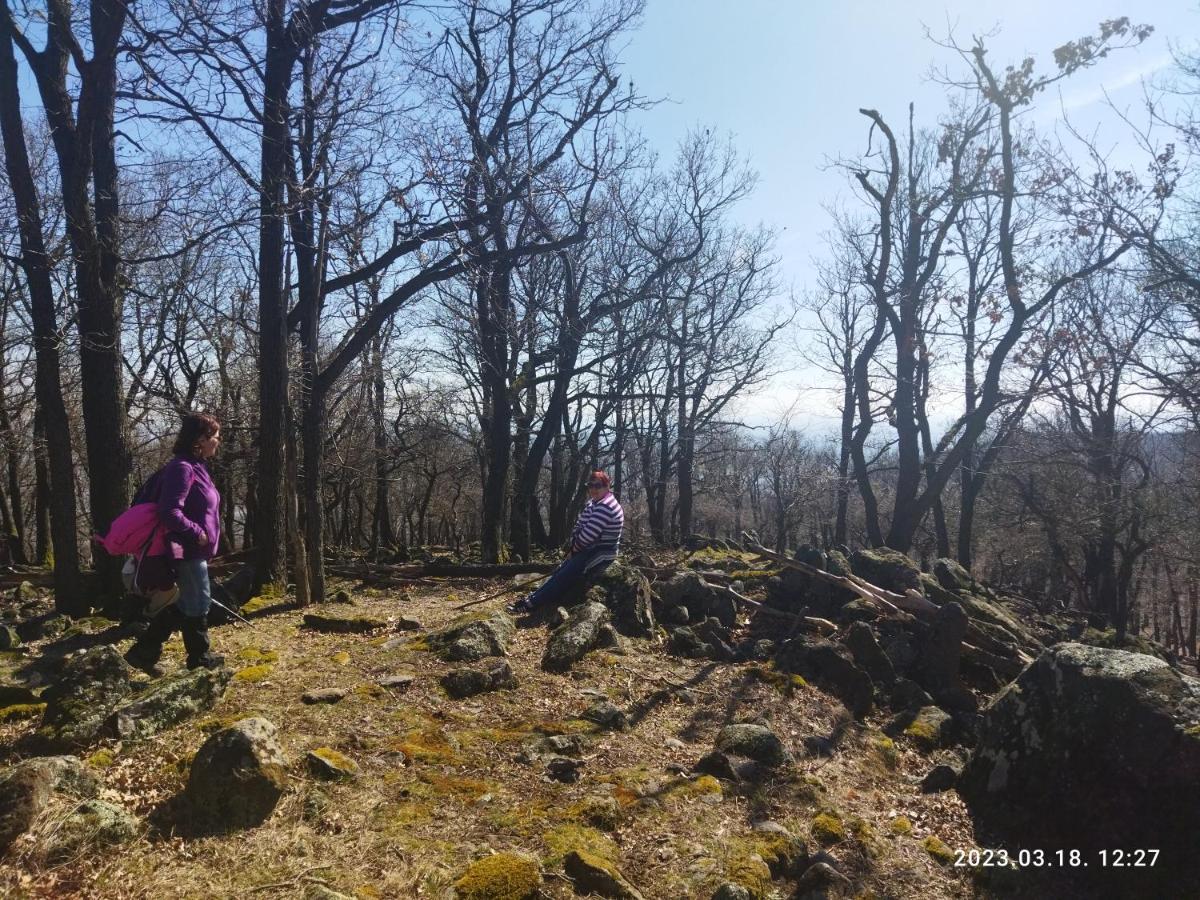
[619,0,1200,427]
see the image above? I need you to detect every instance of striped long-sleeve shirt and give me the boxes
[570,491,624,571]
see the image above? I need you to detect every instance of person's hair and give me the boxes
[173,413,221,457]
[588,470,611,489]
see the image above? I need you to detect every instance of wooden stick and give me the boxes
[712,582,838,636]
[450,573,551,611]
[741,538,937,617]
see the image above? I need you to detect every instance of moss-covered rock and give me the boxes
[849,547,922,594]
[302,613,388,633]
[184,717,289,832]
[563,849,645,900]
[453,853,541,900]
[892,705,953,752]
[568,795,625,831]
[233,664,273,683]
[890,816,912,835]
[723,849,770,900]
[306,747,360,780]
[773,637,874,718]
[442,659,516,699]
[715,723,792,767]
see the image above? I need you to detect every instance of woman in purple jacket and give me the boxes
[124,413,225,675]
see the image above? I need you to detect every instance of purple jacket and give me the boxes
[158,455,221,561]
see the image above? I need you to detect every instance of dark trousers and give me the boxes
[130,607,214,666]
[526,548,611,611]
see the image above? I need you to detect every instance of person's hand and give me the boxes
[197,531,209,548]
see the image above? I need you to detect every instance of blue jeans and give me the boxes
[176,558,212,617]
[526,548,611,611]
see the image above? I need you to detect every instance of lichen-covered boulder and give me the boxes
[542,602,610,673]
[849,548,921,594]
[37,645,132,750]
[960,643,1200,892]
[427,612,515,662]
[715,723,792,768]
[0,756,99,852]
[442,659,517,699]
[657,571,734,629]
[43,799,138,863]
[107,665,232,742]
[774,637,874,719]
[184,717,289,831]
[454,852,542,899]
[570,560,655,637]
[668,618,735,662]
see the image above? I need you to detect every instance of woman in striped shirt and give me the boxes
[508,470,624,614]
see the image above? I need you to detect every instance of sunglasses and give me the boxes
[587,481,606,488]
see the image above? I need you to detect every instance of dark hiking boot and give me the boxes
[182,614,225,670]
[505,596,534,615]
[123,643,166,678]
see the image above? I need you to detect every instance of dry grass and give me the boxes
[0,578,989,899]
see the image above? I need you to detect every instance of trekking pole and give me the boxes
[210,596,252,626]
[451,572,551,611]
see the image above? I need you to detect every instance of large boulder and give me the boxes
[183,717,289,832]
[960,643,1200,892]
[542,602,610,673]
[107,665,232,742]
[568,561,656,637]
[427,612,515,662]
[657,571,735,629]
[37,646,132,750]
[774,637,874,718]
[0,756,100,852]
[849,548,922,594]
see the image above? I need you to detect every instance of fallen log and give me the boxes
[326,561,556,580]
[741,538,937,618]
[961,641,1033,679]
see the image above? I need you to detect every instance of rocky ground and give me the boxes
[0,545,1193,899]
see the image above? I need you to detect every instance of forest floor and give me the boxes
[0,570,1067,899]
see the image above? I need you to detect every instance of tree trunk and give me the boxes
[254,0,295,589]
[0,12,83,610]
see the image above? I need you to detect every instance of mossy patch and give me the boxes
[890,816,913,835]
[233,664,273,683]
[330,650,351,665]
[353,683,385,700]
[0,702,45,722]
[811,812,846,845]
[417,771,492,803]
[745,663,807,695]
[871,735,899,770]
[1185,724,1200,737]
[235,647,279,664]
[664,774,722,799]
[566,796,624,832]
[922,834,955,865]
[453,852,541,900]
[723,848,771,899]
[87,749,117,768]
[542,823,618,867]
[389,727,462,764]
[308,747,360,779]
